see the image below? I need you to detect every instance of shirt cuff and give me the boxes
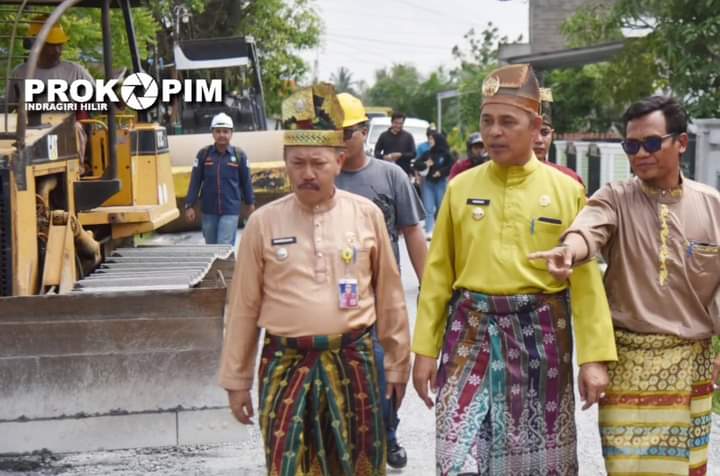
[384,367,410,385]
[218,376,253,391]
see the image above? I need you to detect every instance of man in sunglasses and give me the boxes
[533,88,585,187]
[335,92,427,469]
[530,95,720,475]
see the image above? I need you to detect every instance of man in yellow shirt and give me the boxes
[412,64,617,475]
[219,84,410,476]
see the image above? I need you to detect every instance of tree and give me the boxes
[563,0,720,118]
[148,0,322,115]
[330,66,356,95]
[0,7,158,77]
[364,64,452,123]
[451,23,521,136]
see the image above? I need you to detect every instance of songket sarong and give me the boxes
[435,290,577,476]
[599,330,713,476]
[258,327,386,476]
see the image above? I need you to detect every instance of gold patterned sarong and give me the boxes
[599,329,712,476]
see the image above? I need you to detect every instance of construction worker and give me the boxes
[336,92,427,469]
[184,112,255,245]
[7,14,93,106]
[7,14,94,160]
[219,83,410,476]
[412,64,617,475]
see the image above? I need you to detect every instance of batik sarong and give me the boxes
[258,327,386,476]
[435,289,577,476]
[599,329,713,476]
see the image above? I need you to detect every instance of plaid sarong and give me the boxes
[258,327,386,476]
[435,290,577,476]
[599,329,713,476]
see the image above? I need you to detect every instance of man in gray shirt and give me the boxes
[336,93,427,470]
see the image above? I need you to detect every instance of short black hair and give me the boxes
[391,112,406,122]
[622,96,688,136]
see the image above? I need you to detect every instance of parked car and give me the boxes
[365,116,430,157]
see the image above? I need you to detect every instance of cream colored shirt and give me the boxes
[218,189,411,391]
[566,177,720,339]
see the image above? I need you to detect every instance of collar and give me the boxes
[638,174,684,204]
[488,152,541,182]
[211,144,233,156]
[292,187,338,214]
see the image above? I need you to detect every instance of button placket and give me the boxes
[313,214,327,281]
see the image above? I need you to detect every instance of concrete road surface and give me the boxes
[2,232,719,475]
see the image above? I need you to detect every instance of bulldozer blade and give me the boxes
[0,281,244,453]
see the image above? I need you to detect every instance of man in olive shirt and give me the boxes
[413,64,617,475]
[531,96,720,476]
[219,84,410,476]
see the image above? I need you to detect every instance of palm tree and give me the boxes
[330,66,356,95]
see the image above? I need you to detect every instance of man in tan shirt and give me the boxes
[218,83,410,476]
[530,96,720,476]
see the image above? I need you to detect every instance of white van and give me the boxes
[365,117,430,157]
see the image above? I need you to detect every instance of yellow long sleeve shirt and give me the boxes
[413,155,617,365]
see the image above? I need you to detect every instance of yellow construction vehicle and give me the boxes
[0,0,236,453]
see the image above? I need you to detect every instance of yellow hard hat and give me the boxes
[28,15,68,45]
[337,93,368,128]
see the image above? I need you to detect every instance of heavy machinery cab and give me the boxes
[170,36,267,133]
[0,0,179,296]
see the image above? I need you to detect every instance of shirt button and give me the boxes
[315,223,320,228]
[317,252,323,257]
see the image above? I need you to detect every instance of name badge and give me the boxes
[338,278,359,309]
[466,198,490,206]
[271,237,297,246]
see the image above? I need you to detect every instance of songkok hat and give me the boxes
[540,88,553,127]
[481,64,541,115]
[282,83,345,147]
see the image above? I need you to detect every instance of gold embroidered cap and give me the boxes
[481,64,541,115]
[282,83,345,147]
[540,87,553,126]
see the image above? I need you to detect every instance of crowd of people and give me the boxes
[215,65,719,476]
[14,14,720,476]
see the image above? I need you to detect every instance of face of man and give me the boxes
[212,127,233,148]
[470,143,485,159]
[285,146,345,206]
[342,124,368,166]
[39,42,63,68]
[480,103,541,167]
[625,110,687,188]
[390,118,404,134]
[532,124,554,161]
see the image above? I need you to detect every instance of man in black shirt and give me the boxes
[373,112,416,175]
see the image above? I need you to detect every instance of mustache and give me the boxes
[298,182,320,191]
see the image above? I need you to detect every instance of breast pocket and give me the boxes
[687,240,720,277]
[528,217,564,270]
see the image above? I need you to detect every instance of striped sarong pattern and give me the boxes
[258,328,386,476]
[435,290,577,476]
[599,329,713,476]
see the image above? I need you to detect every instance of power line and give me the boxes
[324,32,453,51]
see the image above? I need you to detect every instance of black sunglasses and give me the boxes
[343,125,364,141]
[621,133,676,155]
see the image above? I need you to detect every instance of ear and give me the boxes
[675,132,689,154]
[335,150,347,174]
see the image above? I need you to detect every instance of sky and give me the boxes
[302,0,530,86]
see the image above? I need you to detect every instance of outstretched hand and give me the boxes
[527,245,574,281]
